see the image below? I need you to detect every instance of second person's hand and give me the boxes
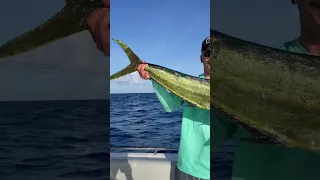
[86,0,110,56]
[137,61,150,80]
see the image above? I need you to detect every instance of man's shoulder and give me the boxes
[198,74,206,79]
[280,38,309,54]
[280,38,299,50]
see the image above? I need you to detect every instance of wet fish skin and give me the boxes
[211,29,320,154]
[110,39,210,110]
[0,0,103,59]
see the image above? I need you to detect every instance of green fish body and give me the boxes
[3,0,319,155]
[211,29,320,154]
[110,39,210,110]
[0,0,103,59]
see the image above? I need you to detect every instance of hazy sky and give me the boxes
[110,0,210,93]
[211,0,300,48]
[0,0,302,99]
[0,0,109,101]
[110,0,302,94]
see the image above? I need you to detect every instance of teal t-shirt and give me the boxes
[231,38,320,180]
[151,74,210,179]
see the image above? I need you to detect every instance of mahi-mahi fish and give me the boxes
[1,0,319,155]
[110,38,210,110]
[0,0,103,59]
[211,29,320,154]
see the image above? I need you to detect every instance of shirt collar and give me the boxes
[199,74,208,79]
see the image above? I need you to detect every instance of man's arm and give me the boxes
[136,61,184,112]
[151,80,184,112]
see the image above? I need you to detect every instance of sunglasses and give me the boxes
[202,49,210,58]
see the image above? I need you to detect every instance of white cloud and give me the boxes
[112,71,145,84]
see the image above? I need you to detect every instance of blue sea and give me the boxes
[0,93,235,180]
[111,93,236,179]
[0,100,109,180]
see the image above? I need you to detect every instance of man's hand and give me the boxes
[87,0,110,56]
[137,61,150,80]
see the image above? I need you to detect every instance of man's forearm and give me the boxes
[151,80,184,112]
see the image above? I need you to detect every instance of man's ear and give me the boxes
[200,55,203,62]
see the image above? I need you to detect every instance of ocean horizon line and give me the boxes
[0,93,158,102]
[110,92,155,94]
[0,99,109,103]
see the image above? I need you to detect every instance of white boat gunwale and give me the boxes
[110,148,178,180]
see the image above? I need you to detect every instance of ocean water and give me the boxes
[0,100,109,180]
[110,93,182,149]
[0,94,235,180]
[111,93,236,179]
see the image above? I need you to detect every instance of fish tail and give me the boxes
[110,38,142,80]
[0,0,103,59]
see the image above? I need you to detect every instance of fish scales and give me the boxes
[110,39,210,110]
[2,6,319,155]
[0,0,103,59]
[145,63,209,109]
[211,29,320,154]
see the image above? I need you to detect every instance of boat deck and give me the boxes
[110,148,178,180]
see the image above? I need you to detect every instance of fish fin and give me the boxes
[0,0,103,59]
[110,39,142,80]
[240,136,284,146]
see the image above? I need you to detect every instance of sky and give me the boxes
[0,0,302,99]
[211,0,300,48]
[0,0,109,101]
[110,0,210,93]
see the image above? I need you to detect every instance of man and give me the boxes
[136,37,211,180]
[86,2,212,179]
[218,1,320,180]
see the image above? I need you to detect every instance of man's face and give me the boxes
[298,0,320,26]
[201,45,210,75]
